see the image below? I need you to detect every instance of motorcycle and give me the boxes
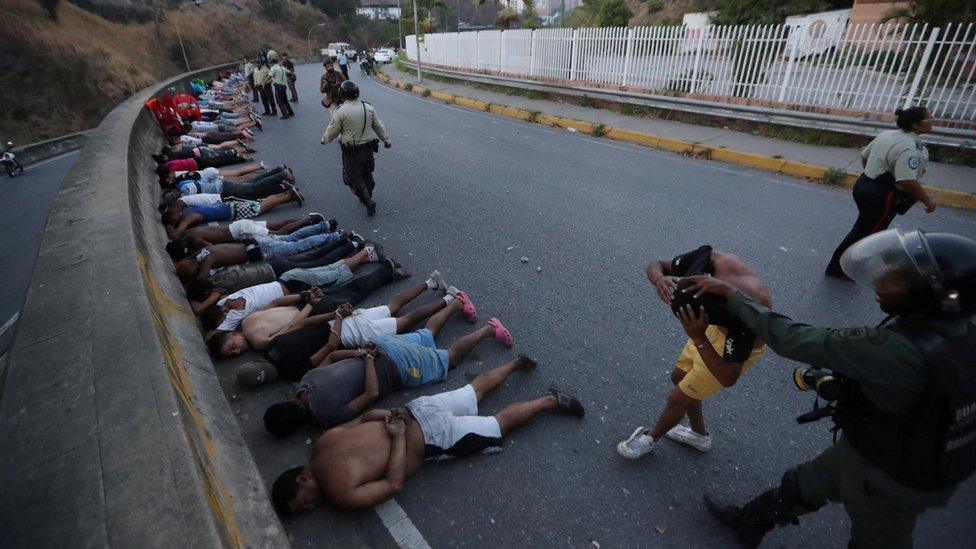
[360,58,374,76]
[2,141,24,177]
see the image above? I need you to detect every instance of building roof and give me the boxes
[359,0,399,7]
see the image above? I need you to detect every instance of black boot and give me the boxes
[704,489,794,548]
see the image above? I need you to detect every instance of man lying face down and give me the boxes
[257,295,518,439]
[270,358,585,514]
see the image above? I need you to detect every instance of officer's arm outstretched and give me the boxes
[682,275,922,385]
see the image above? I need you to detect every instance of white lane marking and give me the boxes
[0,313,19,339]
[24,149,80,170]
[375,498,432,549]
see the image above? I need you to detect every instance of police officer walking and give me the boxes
[320,80,391,216]
[825,106,937,280]
[683,228,976,548]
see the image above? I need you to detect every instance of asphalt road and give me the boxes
[219,63,976,548]
[0,152,77,353]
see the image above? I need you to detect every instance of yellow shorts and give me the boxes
[675,325,764,401]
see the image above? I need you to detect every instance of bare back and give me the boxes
[312,419,426,510]
[711,251,772,308]
[242,306,302,350]
[186,225,234,244]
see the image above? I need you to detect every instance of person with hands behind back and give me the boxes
[618,245,771,460]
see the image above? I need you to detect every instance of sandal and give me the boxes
[548,386,585,417]
[456,291,478,323]
[487,317,513,348]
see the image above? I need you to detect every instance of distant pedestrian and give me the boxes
[254,61,275,116]
[243,57,258,102]
[319,59,346,112]
[283,53,298,102]
[338,50,349,80]
[320,81,391,216]
[270,57,295,119]
[824,106,936,280]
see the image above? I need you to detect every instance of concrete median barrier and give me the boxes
[0,64,287,547]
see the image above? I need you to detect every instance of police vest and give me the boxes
[833,317,976,490]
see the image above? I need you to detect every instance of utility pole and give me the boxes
[412,0,422,82]
[396,0,404,49]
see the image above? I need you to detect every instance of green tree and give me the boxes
[696,0,852,25]
[403,0,449,33]
[882,0,976,27]
[594,0,632,27]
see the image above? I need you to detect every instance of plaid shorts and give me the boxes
[229,199,261,220]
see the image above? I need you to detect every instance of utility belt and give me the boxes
[861,171,916,215]
[340,139,379,154]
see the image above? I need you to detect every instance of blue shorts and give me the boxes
[374,329,450,388]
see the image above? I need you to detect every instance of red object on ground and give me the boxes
[174,93,202,122]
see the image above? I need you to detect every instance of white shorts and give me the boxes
[337,306,398,347]
[406,384,502,460]
[228,219,269,240]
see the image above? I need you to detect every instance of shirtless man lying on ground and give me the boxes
[271,360,585,513]
[257,295,520,437]
[208,271,511,360]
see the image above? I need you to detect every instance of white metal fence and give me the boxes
[406,23,976,122]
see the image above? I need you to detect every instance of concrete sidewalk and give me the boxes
[381,64,975,197]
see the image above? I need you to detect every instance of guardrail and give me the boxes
[407,22,976,128]
[0,64,287,547]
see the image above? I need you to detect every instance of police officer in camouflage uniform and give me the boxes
[320,81,391,216]
[683,228,976,548]
[825,106,937,279]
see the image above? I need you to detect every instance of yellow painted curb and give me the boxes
[379,74,975,211]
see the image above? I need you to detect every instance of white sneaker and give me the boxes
[445,286,460,298]
[665,424,712,453]
[428,270,447,292]
[616,426,659,459]
[365,245,380,262]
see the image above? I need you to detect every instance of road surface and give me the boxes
[219,63,976,548]
[0,152,78,353]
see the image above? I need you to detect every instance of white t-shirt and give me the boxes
[198,167,221,183]
[329,306,397,347]
[216,281,285,331]
[179,193,222,207]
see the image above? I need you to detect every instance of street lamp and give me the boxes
[307,22,329,57]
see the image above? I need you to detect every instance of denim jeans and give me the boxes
[278,261,353,287]
[268,239,355,276]
[270,221,334,242]
[256,230,340,259]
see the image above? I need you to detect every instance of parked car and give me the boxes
[373,48,395,64]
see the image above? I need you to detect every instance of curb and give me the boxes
[376,72,976,212]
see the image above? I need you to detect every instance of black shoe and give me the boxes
[348,232,367,249]
[306,212,325,225]
[548,386,584,417]
[516,354,537,370]
[289,185,305,206]
[703,495,766,549]
[366,200,377,216]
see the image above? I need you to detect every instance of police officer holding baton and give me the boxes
[682,228,976,548]
[321,81,391,217]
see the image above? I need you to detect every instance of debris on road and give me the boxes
[655,525,667,534]
[520,256,530,263]
[536,266,542,272]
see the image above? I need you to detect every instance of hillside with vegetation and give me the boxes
[0,0,393,144]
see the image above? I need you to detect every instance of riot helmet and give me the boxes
[338,80,360,100]
[840,228,976,316]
